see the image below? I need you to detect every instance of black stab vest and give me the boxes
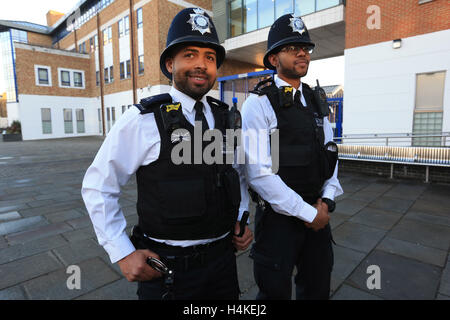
[134,95,240,240]
[261,82,330,205]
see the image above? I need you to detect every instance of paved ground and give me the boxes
[0,136,449,300]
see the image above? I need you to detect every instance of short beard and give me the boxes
[277,58,309,80]
[172,66,214,101]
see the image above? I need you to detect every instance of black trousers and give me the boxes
[137,237,239,300]
[250,205,334,300]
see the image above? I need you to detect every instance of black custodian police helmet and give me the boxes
[263,14,315,70]
[160,7,226,79]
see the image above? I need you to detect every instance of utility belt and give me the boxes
[130,225,231,272]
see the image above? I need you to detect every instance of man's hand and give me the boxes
[117,249,163,282]
[232,222,254,251]
[304,199,330,231]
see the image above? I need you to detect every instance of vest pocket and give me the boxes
[157,178,206,224]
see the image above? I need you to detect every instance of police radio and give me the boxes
[228,97,241,130]
[313,80,330,117]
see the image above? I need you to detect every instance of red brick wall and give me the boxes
[345,0,450,49]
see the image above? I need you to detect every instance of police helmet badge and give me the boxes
[289,16,305,35]
[187,8,211,35]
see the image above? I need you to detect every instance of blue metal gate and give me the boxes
[218,71,343,139]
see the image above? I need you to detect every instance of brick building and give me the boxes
[0,0,260,140]
[343,0,450,146]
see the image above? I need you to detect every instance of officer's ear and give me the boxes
[165,57,174,74]
[268,53,279,69]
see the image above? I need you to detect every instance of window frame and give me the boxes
[35,65,52,87]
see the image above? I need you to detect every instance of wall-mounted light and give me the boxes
[392,39,402,49]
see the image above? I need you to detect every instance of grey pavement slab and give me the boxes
[0,252,62,290]
[331,284,383,300]
[6,222,73,245]
[0,236,7,249]
[383,183,427,200]
[18,200,84,218]
[349,207,402,230]
[76,278,137,300]
[0,286,27,300]
[0,211,21,222]
[0,234,68,265]
[334,199,368,216]
[439,258,450,296]
[405,210,450,228]
[0,216,49,236]
[360,181,396,194]
[23,257,121,300]
[388,218,450,251]
[376,237,447,267]
[25,199,56,209]
[347,250,441,300]
[418,184,450,205]
[331,245,367,286]
[368,196,414,214]
[350,191,380,203]
[332,222,387,253]
[65,215,93,229]
[51,238,109,266]
[0,204,29,214]
[408,199,450,218]
[45,209,83,224]
[62,226,96,243]
[329,212,348,230]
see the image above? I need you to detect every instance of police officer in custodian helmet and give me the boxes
[241,14,343,299]
[82,7,253,300]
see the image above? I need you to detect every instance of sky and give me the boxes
[0,0,344,92]
[0,0,80,26]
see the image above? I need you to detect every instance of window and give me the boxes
[109,66,114,82]
[412,71,446,146]
[103,26,112,45]
[41,108,52,134]
[74,72,83,87]
[98,108,102,133]
[61,70,70,86]
[78,42,86,53]
[58,68,85,89]
[137,8,143,28]
[35,65,51,86]
[120,62,125,79]
[104,67,109,84]
[124,15,130,35]
[118,19,124,37]
[111,107,116,126]
[122,105,126,114]
[96,71,100,86]
[138,55,144,74]
[76,109,85,133]
[126,60,131,78]
[64,109,73,133]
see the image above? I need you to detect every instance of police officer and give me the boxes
[241,14,343,300]
[81,7,253,300]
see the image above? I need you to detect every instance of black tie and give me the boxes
[294,90,304,108]
[194,101,209,132]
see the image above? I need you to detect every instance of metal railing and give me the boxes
[334,133,450,182]
[334,132,450,147]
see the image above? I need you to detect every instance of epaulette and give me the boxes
[134,93,172,114]
[249,78,276,96]
[206,96,229,110]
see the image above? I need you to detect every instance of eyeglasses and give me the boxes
[280,45,314,55]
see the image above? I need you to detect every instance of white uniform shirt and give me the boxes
[81,86,249,264]
[241,75,343,223]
